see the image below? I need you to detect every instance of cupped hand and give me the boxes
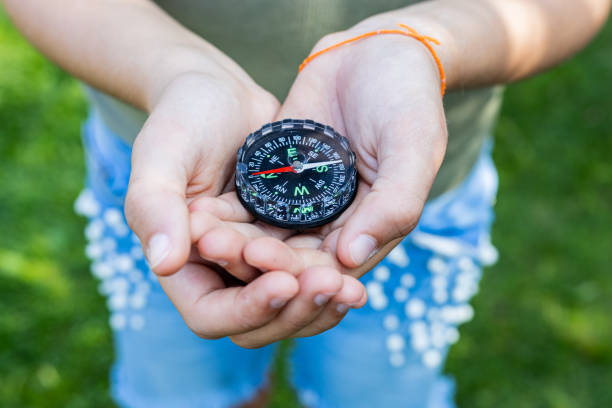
[156,193,367,348]
[122,69,367,348]
[279,28,448,268]
[125,24,448,346]
[124,70,279,275]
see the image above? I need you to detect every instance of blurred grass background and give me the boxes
[1,5,611,408]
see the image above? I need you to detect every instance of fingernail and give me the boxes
[314,293,333,306]
[336,304,349,314]
[349,234,377,265]
[146,233,170,268]
[270,298,288,309]
[213,259,229,267]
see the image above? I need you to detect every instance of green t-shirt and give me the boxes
[86,0,503,199]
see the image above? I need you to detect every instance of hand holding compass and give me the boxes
[235,119,358,229]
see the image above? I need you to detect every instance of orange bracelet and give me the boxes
[299,23,446,97]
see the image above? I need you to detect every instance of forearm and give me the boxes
[355,0,611,90]
[2,0,254,111]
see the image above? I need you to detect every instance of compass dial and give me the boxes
[235,119,358,229]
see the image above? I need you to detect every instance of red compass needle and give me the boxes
[252,166,297,176]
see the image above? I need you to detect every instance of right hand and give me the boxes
[125,70,279,275]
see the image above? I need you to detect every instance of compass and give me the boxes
[235,119,358,229]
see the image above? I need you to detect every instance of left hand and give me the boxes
[195,22,449,277]
[275,25,449,268]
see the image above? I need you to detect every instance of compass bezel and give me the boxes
[235,119,358,229]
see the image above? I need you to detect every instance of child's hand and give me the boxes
[159,259,367,348]
[124,71,279,276]
[276,26,448,269]
[122,68,370,348]
[167,194,367,348]
[126,20,446,347]
[189,194,396,281]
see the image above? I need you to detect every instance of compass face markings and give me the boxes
[247,136,343,206]
[236,120,357,229]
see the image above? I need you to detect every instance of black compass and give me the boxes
[235,119,358,229]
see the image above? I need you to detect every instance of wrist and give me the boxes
[330,9,458,91]
[311,23,447,97]
[138,50,278,154]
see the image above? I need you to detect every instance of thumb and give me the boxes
[124,126,191,276]
[336,117,447,268]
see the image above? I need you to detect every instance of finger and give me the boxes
[322,228,404,279]
[244,236,342,275]
[243,237,304,275]
[284,233,325,249]
[291,274,367,338]
[159,263,299,339]
[197,226,260,282]
[189,193,254,223]
[189,194,295,243]
[337,98,447,268]
[190,204,302,281]
[229,266,343,348]
[125,125,191,276]
[190,209,295,277]
[190,208,268,244]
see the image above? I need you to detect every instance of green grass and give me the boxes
[447,21,612,408]
[0,9,112,408]
[1,7,611,408]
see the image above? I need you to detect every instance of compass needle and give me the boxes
[252,166,296,176]
[300,160,343,171]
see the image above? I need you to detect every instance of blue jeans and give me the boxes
[75,111,498,408]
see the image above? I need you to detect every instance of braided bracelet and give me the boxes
[299,23,446,97]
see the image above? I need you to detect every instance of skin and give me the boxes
[184,0,611,347]
[3,0,610,349]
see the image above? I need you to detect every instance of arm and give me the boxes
[2,0,279,275]
[1,0,256,111]
[2,0,369,347]
[295,0,612,268]
[347,0,611,90]
[189,0,610,278]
